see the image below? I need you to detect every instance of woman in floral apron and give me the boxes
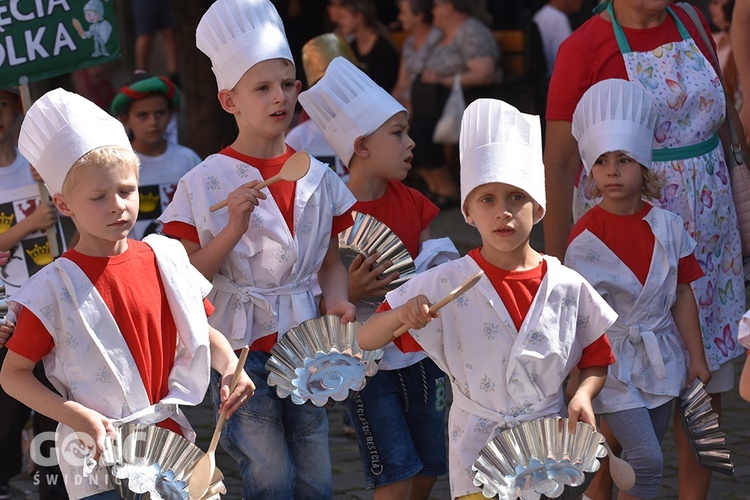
[543,0,745,497]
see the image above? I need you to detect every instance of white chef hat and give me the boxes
[18,88,131,195]
[459,98,545,222]
[572,78,659,174]
[196,0,294,91]
[298,57,406,167]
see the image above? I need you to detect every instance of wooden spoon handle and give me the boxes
[392,270,484,338]
[208,174,281,212]
[208,347,249,453]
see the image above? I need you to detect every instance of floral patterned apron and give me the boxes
[573,2,745,370]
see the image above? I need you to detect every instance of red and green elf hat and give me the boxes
[110,76,180,116]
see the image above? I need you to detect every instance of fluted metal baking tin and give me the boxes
[472,418,605,499]
[678,379,734,476]
[266,315,384,407]
[0,280,6,326]
[338,211,416,294]
[106,423,225,499]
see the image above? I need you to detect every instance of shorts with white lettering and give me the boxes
[344,358,448,488]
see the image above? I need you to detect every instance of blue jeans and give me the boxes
[209,350,332,499]
[344,358,448,488]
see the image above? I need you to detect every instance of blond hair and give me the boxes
[61,146,140,197]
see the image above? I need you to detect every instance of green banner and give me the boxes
[0,0,120,89]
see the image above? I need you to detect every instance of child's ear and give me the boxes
[295,80,302,94]
[218,89,237,115]
[464,205,475,226]
[53,193,73,217]
[352,135,369,159]
[533,203,544,224]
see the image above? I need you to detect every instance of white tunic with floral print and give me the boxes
[9,235,212,499]
[159,154,356,349]
[566,206,696,413]
[384,255,618,497]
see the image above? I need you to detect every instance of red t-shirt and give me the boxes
[567,203,704,285]
[352,180,439,258]
[7,240,214,435]
[547,7,715,122]
[388,249,614,369]
[162,145,353,243]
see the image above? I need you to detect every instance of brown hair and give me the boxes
[445,0,475,15]
[403,0,434,23]
[340,0,392,38]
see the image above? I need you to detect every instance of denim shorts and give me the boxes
[344,358,448,488]
[209,350,332,499]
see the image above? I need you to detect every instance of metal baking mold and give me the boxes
[105,423,226,499]
[472,418,606,499]
[679,379,734,476]
[0,279,7,327]
[266,315,383,407]
[338,211,416,302]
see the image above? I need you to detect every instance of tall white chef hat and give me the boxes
[572,78,659,174]
[19,88,131,196]
[459,98,545,222]
[298,57,406,167]
[196,0,294,91]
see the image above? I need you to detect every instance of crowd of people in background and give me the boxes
[1,0,749,499]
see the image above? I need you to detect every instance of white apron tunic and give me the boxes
[566,206,696,413]
[159,153,356,349]
[372,237,460,371]
[384,255,618,497]
[9,235,212,499]
[573,3,745,370]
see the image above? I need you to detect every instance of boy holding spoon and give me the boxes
[299,56,449,500]
[158,0,356,497]
[358,98,619,500]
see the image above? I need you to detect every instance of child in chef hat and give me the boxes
[158,1,357,497]
[287,33,361,180]
[0,88,253,500]
[565,78,710,499]
[299,55,451,496]
[358,97,618,499]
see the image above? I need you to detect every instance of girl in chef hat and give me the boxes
[566,78,711,500]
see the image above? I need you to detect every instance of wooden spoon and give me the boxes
[188,346,250,499]
[602,440,637,492]
[209,151,311,212]
[392,270,484,338]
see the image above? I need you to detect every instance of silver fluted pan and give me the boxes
[104,423,226,499]
[678,379,734,475]
[472,418,606,499]
[338,212,416,302]
[266,315,383,408]
[0,279,7,326]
